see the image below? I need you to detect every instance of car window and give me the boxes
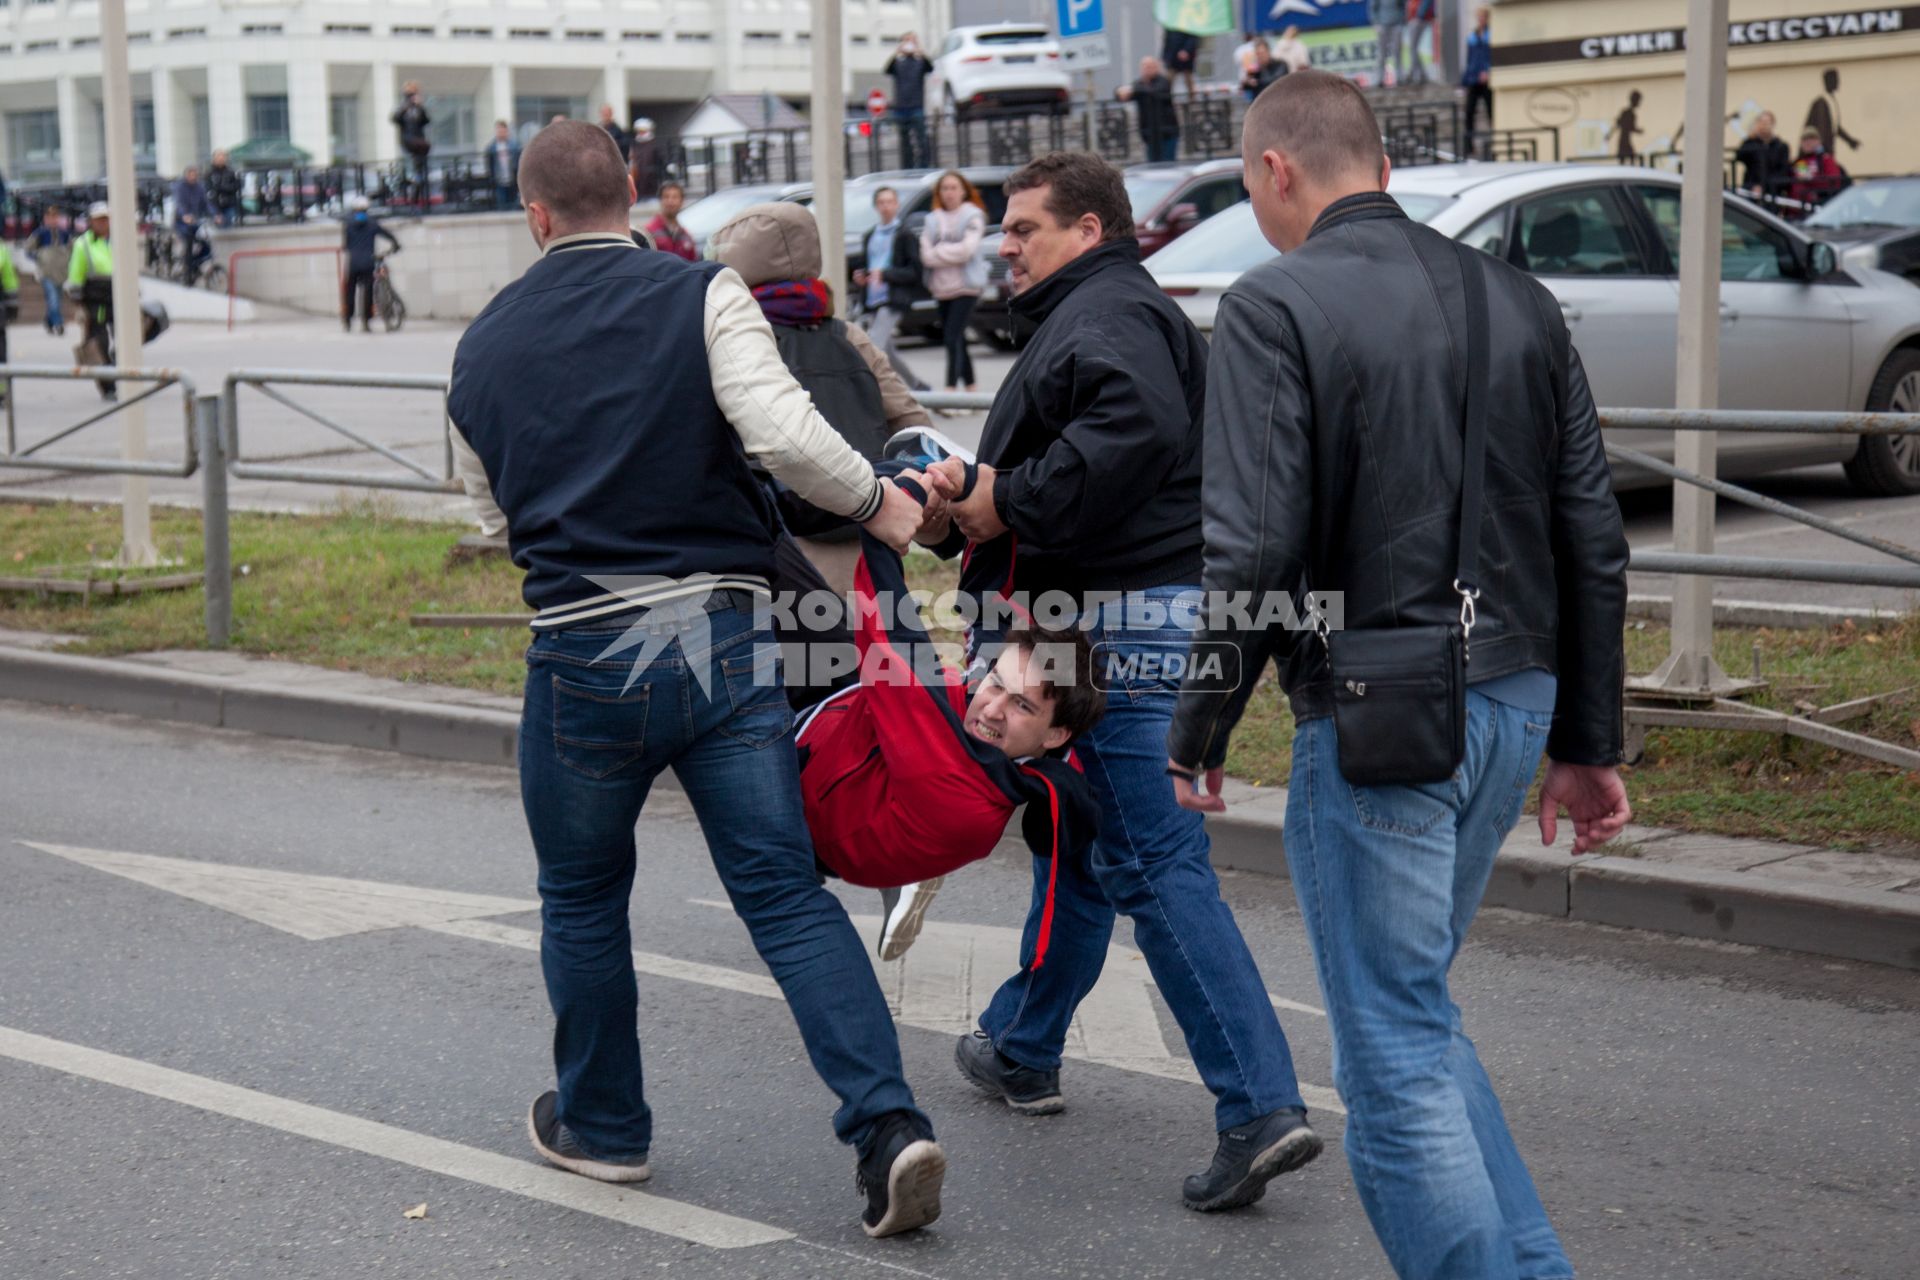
[1635,184,1798,281]
[1125,173,1184,223]
[900,182,1006,229]
[942,33,960,57]
[1458,209,1507,260]
[1510,188,1647,276]
[1804,179,1920,229]
[1142,201,1276,275]
[678,186,785,241]
[1188,177,1248,219]
[975,29,1051,45]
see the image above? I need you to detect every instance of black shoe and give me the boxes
[1181,1107,1322,1212]
[953,1030,1064,1116]
[526,1090,651,1183]
[856,1111,946,1238]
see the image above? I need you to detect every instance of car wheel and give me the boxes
[1842,347,1920,496]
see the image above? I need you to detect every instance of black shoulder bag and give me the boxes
[1320,241,1490,787]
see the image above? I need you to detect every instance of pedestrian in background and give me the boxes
[65,203,116,401]
[1790,126,1847,211]
[1169,72,1630,1279]
[1370,0,1408,88]
[1735,111,1791,207]
[1273,24,1311,74]
[629,118,659,200]
[598,104,631,163]
[487,121,521,211]
[1462,6,1494,142]
[710,200,933,595]
[919,170,985,394]
[341,194,399,333]
[885,34,933,169]
[391,83,432,212]
[1117,57,1181,163]
[1160,25,1200,98]
[927,150,1323,1214]
[1403,0,1434,86]
[0,236,17,401]
[1241,40,1287,102]
[29,206,71,335]
[855,185,931,392]
[645,181,696,260]
[206,150,243,228]
[444,120,943,1239]
[170,164,213,286]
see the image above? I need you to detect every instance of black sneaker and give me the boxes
[856,1111,946,1238]
[1182,1107,1322,1212]
[953,1030,1064,1116]
[526,1090,651,1183]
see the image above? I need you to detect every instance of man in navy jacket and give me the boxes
[447,122,943,1239]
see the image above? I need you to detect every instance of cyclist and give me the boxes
[341,194,399,333]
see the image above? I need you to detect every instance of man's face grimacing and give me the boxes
[964,644,1073,760]
[1000,184,1104,293]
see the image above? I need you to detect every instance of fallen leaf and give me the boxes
[1865,634,1881,645]
[10,551,22,562]
[403,1203,428,1220]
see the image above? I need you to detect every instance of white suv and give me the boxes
[931,24,1071,120]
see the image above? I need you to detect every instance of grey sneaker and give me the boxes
[1181,1107,1322,1211]
[954,1030,1064,1116]
[527,1091,651,1183]
[877,878,945,961]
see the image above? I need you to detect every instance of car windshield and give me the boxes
[1143,192,1452,276]
[1125,173,1185,223]
[1804,180,1920,229]
[679,186,787,241]
[975,29,1050,45]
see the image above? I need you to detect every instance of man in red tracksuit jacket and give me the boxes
[796,478,1102,963]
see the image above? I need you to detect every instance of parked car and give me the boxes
[676,181,811,254]
[1125,159,1250,258]
[930,24,1070,121]
[1142,163,1920,496]
[1801,176,1920,282]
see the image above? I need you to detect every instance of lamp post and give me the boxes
[100,0,157,567]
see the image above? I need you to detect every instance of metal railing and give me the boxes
[222,368,457,494]
[1,365,199,477]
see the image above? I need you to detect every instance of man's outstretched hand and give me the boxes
[1538,761,1632,855]
[861,477,923,554]
[1170,760,1228,814]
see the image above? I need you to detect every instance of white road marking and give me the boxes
[424,917,784,1001]
[0,1022,790,1250]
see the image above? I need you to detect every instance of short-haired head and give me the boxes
[1242,70,1390,252]
[966,621,1106,757]
[999,151,1132,292]
[872,185,897,206]
[1007,621,1105,742]
[517,120,636,244]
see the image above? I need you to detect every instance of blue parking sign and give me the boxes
[1057,0,1104,37]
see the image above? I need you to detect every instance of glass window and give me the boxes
[1511,187,1646,276]
[192,96,211,162]
[975,29,1050,45]
[248,94,290,141]
[6,109,62,180]
[426,94,477,152]
[1804,178,1920,231]
[1458,209,1507,260]
[514,95,587,140]
[1124,172,1183,223]
[1635,184,1798,282]
[1187,176,1249,219]
[329,95,361,162]
[1142,201,1278,275]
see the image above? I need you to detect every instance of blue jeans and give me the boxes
[893,109,929,168]
[1286,694,1570,1280]
[494,185,518,211]
[979,585,1307,1131]
[520,598,928,1158]
[40,275,63,329]
[1149,134,1179,163]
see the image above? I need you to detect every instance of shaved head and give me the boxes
[517,120,632,233]
[1243,70,1386,185]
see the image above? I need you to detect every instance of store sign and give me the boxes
[1240,0,1370,35]
[1493,5,1920,68]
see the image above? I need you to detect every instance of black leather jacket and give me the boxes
[1167,193,1628,770]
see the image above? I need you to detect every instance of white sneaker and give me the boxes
[877,878,946,962]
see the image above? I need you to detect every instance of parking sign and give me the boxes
[1057,0,1103,38]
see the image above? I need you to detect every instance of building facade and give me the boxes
[0,0,925,183]
[1491,0,1920,178]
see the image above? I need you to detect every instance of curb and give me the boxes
[5,646,1916,972]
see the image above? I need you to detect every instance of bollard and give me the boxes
[196,393,232,647]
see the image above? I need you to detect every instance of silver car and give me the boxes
[1144,163,1920,495]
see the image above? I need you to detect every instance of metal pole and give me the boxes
[196,394,231,647]
[101,0,157,567]
[1639,0,1742,696]
[810,0,847,317]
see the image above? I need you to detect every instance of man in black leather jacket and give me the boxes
[1167,73,1630,1279]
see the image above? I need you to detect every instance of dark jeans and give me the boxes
[342,268,375,326]
[893,109,930,168]
[83,310,115,398]
[979,587,1307,1131]
[494,185,518,211]
[175,223,210,285]
[1465,84,1494,146]
[520,598,927,1158]
[937,295,976,387]
[1147,133,1179,163]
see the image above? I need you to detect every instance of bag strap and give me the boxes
[1451,241,1492,657]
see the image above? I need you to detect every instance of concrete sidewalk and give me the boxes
[2,628,1915,972]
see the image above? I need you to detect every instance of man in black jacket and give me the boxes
[1117,58,1181,163]
[926,151,1321,1214]
[1167,74,1630,1278]
[340,195,399,332]
[206,150,244,228]
[855,186,930,392]
[884,34,932,168]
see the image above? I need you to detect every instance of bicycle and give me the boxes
[372,251,406,332]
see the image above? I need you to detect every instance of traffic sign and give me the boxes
[866,87,888,117]
[1057,0,1104,38]
[1061,34,1112,72]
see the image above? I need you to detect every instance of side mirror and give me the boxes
[1168,202,1201,233]
[1807,240,1837,278]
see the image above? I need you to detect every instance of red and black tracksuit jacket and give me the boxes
[796,501,1098,968]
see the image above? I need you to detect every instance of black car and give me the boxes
[1801,176,1920,282]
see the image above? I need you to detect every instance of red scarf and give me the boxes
[751,277,833,327]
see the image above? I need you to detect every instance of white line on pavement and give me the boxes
[0,1023,792,1251]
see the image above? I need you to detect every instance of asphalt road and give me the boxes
[0,701,1914,1279]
